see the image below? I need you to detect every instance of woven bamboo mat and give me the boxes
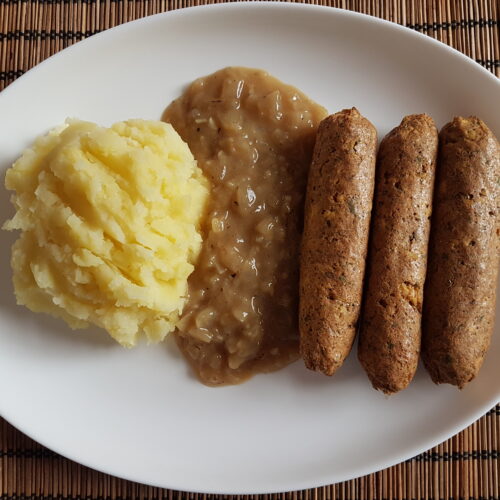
[0,0,499,499]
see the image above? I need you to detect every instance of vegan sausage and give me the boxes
[300,108,377,376]
[421,116,500,388]
[358,114,438,394]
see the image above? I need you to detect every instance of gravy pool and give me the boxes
[164,67,326,385]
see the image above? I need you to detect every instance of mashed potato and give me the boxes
[3,119,209,346]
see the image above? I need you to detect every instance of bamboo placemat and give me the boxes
[0,1,499,499]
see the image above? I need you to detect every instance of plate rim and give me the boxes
[1,1,499,105]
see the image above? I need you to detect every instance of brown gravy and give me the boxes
[163,67,326,385]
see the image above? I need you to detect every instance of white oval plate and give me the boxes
[0,2,499,495]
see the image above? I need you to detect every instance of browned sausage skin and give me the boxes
[422,117,500,388]
[358,114,438,394]
[300,108,377,376]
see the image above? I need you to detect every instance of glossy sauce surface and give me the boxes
[163,67,326,385]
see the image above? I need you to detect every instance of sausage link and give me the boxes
[358,114,438,394]
[300,108,377,375]
[422,116,500,388]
